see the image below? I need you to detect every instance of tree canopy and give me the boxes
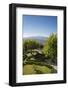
[43,33,57,64]
[23,39,40,52]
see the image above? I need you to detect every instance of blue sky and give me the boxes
[23,15,57,37]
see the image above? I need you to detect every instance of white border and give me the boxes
[16,8,64,83]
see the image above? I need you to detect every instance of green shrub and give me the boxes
[43,33,57,65]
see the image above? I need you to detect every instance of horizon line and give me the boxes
[23,35,49,38]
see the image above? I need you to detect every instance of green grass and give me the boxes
[23,64,57,75]
[34,65,52,74]
[23,65,36,75]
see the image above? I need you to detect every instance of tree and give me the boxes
[23,40,40,51]
[23,40,40,61]
[43,33,57,64]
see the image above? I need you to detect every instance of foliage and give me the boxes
[23,39,40,52]
[23,40,41,61]
[23,64,57,75]
[43,33,57,64]
[23,34,57,75]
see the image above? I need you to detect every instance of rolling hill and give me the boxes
[23,36,48,45]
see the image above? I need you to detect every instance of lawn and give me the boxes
[23,64,56,75]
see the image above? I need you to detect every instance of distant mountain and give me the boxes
[23,36,48,45]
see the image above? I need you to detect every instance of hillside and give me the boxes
[23,36,48,45]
